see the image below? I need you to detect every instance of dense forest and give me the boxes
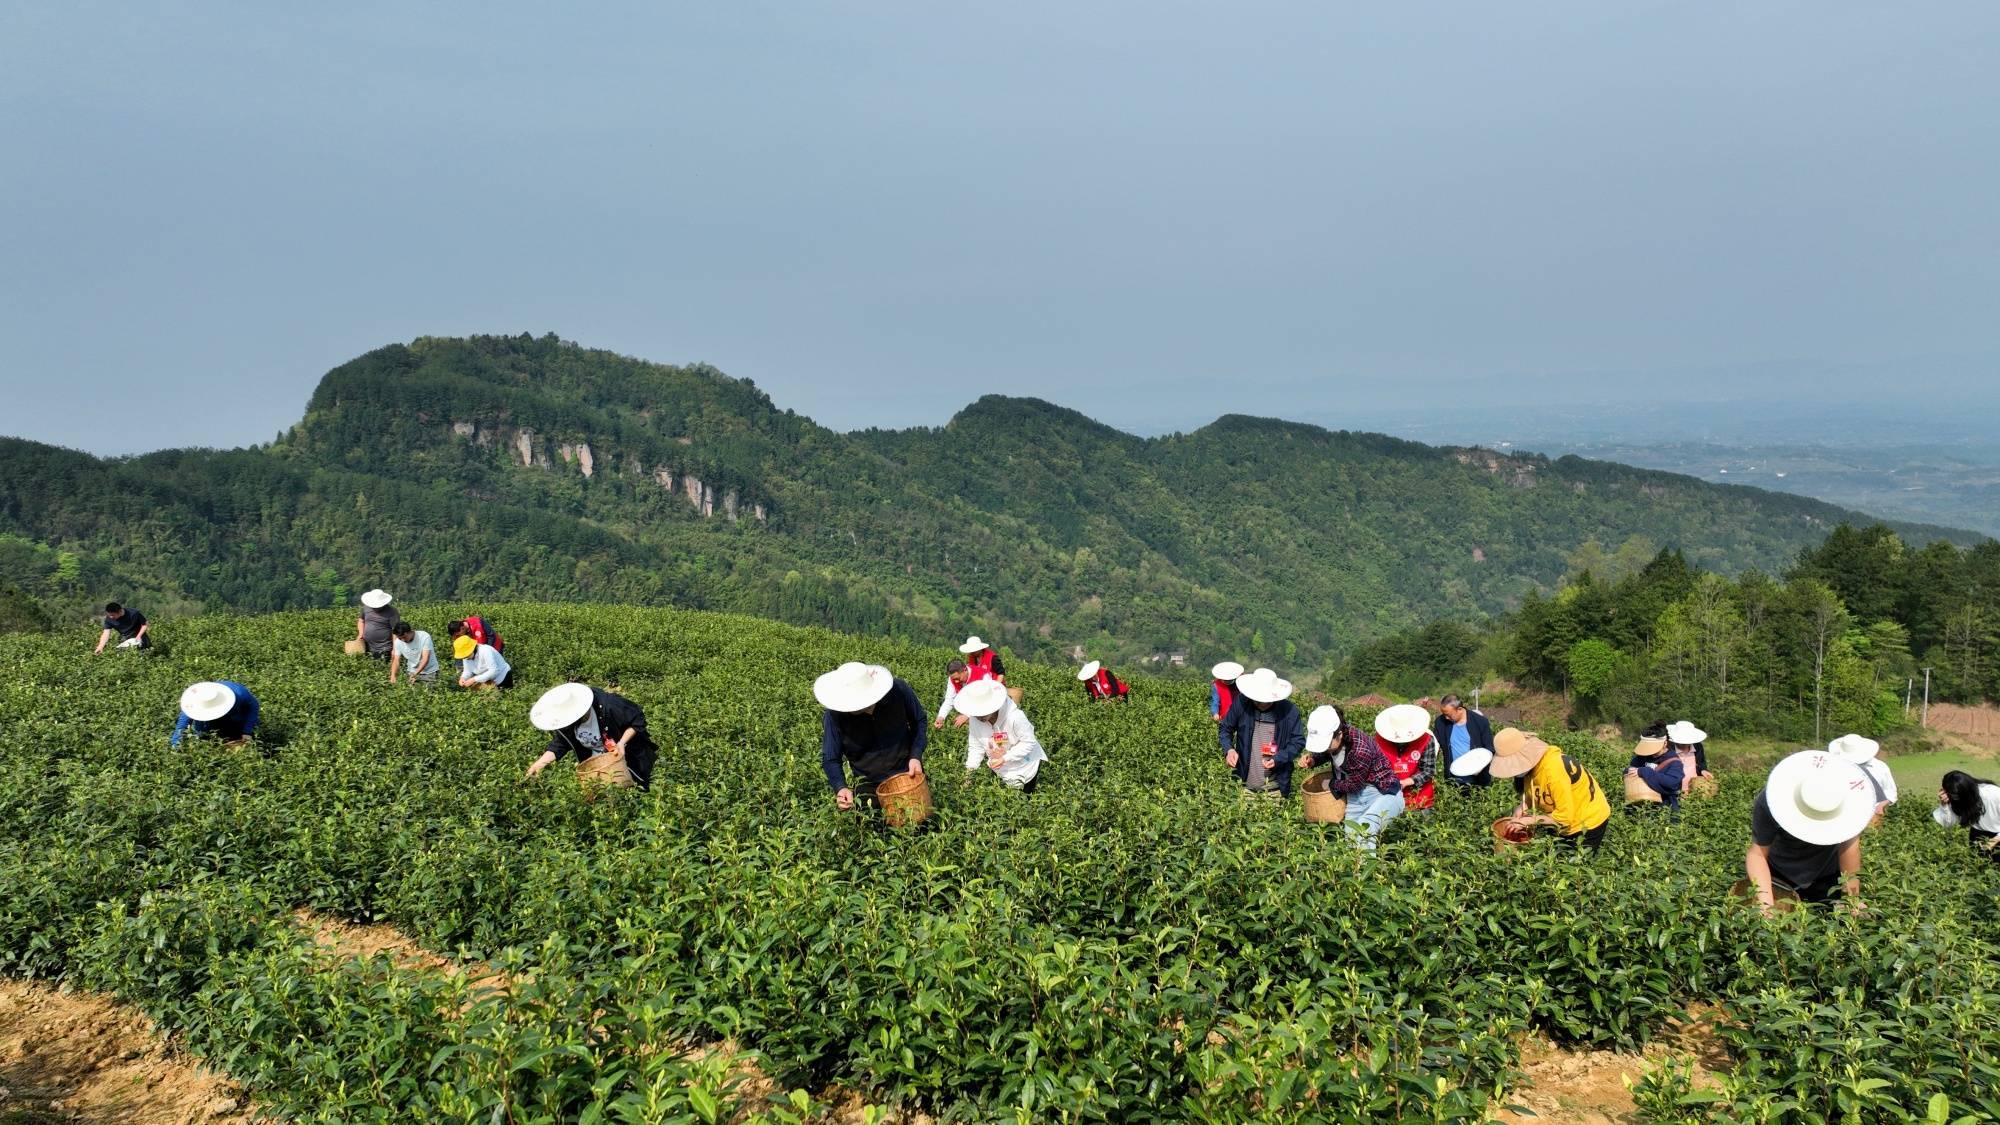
[1327,525,2000,737]
[1,333,1986,668]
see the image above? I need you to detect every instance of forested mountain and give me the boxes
[1,333,1985,666]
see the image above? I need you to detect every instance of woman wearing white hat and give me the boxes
[1303,705,1405,847]
[1623,725,1685,813]
[956,678,1047,792]
[1210,661,1244,724]
[354,590,401,660]
[170,680,260,748]
[958,636,1007,684]
[1744,750,1873,912]
[1218,668,1305,798]
[1665,720,1713,794]
[1827,733,1897,823]
[526,683,658,790]
[1373,704,1440,812]
[817,662,928,810]
[1077,660,1128,702]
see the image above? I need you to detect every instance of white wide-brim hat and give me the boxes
[359,589,393,609]
[1666,720,1706,745]
[1375,703,1430,745]
[1235,667,1293,705]
[1764,750,1876,846]
[1077,660,1101,681]
[1211,661,1244,682]
[814,662,895,712]
[1827,733,1880,763]
[957,635,989,654]
[530,683,595,731]
[1449,747,1495,777]
[1305,704,1342,754]
[179,681,236,723]
[953,677,1010,718]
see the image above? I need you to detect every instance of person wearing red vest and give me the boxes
[1373,704,1439,811]
[1076,660,1129,701]
[957,636,1006,683]
[1210,661,1243,723]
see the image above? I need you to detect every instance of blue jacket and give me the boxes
[1629,754,1685,810]
[1218,697,1307,797]
[821,678,929,791]
[170,681,259,747]
[1432,709,1496,787]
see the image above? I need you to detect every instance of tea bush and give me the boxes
[1,604,1997,1122]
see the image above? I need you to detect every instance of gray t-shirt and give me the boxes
[392,630,437,680]
[360,606,401,655]
[1246,716,1277,792]
[1751,791,1844,890]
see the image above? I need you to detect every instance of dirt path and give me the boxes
[0,980,247,1125]
[1494,1009,1728,1125]
[293,910,514,1002]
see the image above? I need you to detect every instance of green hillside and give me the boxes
[2,605,1996,1121]
[0,333,1983,665]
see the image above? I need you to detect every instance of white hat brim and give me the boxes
[360,589,392,609]
[957,638,987,655]
[1827,734,1879,763]
[1449,747,1494,777]
[1666,721,1706,744]
[1765,751,1876,846]
[530,683,595,731]
[1077,661,1100,681]
[953,680,1009,718]
[1237,675,1293,705]
[1375,704,1430,744]
[1211,661,1244,681]
[180,682,235,723]
[814,664,895,712]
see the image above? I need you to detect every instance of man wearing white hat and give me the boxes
[956,678,1047,792]
[1666,720,1713,794]
[1745,749,1873,912]
[1077,660,1128,702]
[354,590,401,660]
[526,683,658,790]
[817,662,929,810]
[1828,733,1897,822]
[958,636,1007,685]
[1209,661,1244,723]
[1303,705,1405,847]
[1218,668,1305,798]
[170,680,260,748]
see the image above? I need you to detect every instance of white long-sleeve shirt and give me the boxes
[1860,758,1898,805]
[461,643,511,685]
[1934,782,2000,833]
[935,677,962,725]
[963,700,1045,787]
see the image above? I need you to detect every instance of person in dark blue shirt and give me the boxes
[815,662,928,810]
[95,602,150,653]
[1432,695,1495,787]
[171,681,259,747]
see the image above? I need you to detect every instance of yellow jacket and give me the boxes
[1523,746,1610,835]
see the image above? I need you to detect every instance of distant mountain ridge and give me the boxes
[0,333,1984,666]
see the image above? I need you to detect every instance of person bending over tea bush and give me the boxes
[1076,659,1129,702]
[453,633,512,690]
[1302,704,1405,848]
[955,677,1046,793]
[388,622,437,685]
[817,661,928,811]
[527,682,657,790]
[1744,749,1873,912]
[1624,726,1683,814]
[1934,769,2000,861]
[170,680,259,747]
[1491,727,1611,851]
[94,601,150,652]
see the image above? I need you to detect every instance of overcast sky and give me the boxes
[3,2,1995,455]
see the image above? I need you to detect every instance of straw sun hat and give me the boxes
[1374,704,1429,745]
[530,683,596,731]
[1304,704,1343,754]
[1077,660,1101,681]
[814,662,895,713]
[1632,736,1670,758]
[359,589,393,609]
[957,635,991,654]
[1763,750,1876,846]
[1235,667,1293,705]
[1488,728,1553,779]
[179,681,236,722]
[952,678,1010,719]
[1211,661,1245,682]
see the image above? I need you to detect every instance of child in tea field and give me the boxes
[170,680,259,747]
[1302,705,1405,847]
[955,678,1046,792]
[453,634,513,690]
[1490,728,1611,850]
[1745,750,1873,911]
[527,683,657,790]
[94,602,150,652]
[1933,770,2000,861]
[1624,727,1684,813]
[816,661,928,811]
[1219,668,1305,800]
[389,622,437,684]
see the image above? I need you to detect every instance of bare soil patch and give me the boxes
[293,910,513,1000]
[1924,703,2000,751]
[1495,1008,1728,1125]
[0,980,247,1125]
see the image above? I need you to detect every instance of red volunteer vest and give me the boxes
[1380,732,1436,810]
[1214,680,1237,718]
[966,649,998,682]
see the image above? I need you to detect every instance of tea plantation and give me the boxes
[2,605,1996,1123]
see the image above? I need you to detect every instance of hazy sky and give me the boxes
[3,2,1995,455]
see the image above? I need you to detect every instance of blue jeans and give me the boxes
[1344,786,1406,850]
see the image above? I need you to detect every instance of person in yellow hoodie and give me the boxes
[1490,727,1611,851]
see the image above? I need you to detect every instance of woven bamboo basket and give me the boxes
[1492,817,1534,853]
[1300,772,1346,824]
[877,770,934,828]
[1689,775,1720,800]
[1624,774,1663,805]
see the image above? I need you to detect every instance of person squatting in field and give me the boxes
[817,661,928,811]
[171,680,259,747]
[1218,667,1305,799]
[1077,659,1129,702]
[527,683,658,790]
[94,602,150,653]
[1372,704,1438,813]
[1744,749,1874,911]
[956,677,1047,793]
[1302,705,1406,848]
[453,633,512,690]
[1491,727,1612,851]
[389,622,438,685]
[1933,770,2000,861]
[355,590,400,659]
[1623,726,1684,814]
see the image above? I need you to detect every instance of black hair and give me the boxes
[392,622,414,639]
[1942,770,1994,827]
[1642,721,1668,739]
[447,620,467,637]
[946,659,967,673]
[105,602,123,614]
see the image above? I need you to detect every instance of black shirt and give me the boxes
[546,689,657,790]
[1751,791,1845,890]
[820,678,929,791]
[104,609,148,647]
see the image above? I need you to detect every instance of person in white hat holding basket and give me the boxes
[170,680,259,748]
[956,678,1047,793]
[353,589,401,659]
[1218,668,1305,799]
[1744,749,1875,913]
[1076,660,1128,702]
[526,682,658,791]
[1210,661,1244,723]
[1827,733,1897,824]
[1302,705,1405,847]
[817,661,928,810]
[1665,720,1714,794]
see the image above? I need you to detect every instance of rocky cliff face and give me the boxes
[449,421,765,522]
